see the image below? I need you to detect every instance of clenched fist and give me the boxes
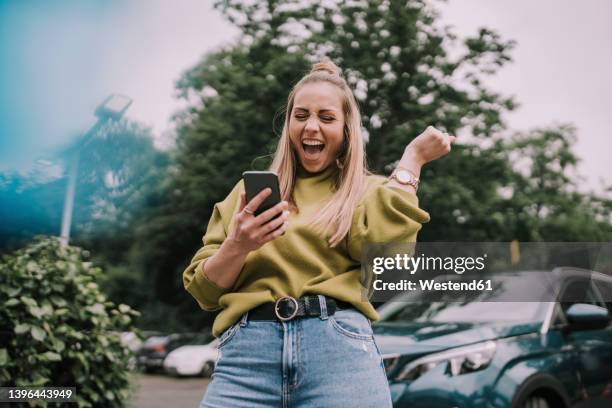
[405,126,456,167]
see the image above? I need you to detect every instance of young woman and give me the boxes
[183,60,454,407]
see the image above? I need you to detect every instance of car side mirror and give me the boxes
[566,303,610,331]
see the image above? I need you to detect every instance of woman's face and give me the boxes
[289,81,345,173]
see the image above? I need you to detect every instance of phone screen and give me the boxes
[242,171,282,216]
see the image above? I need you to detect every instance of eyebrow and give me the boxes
[294,107,338,113]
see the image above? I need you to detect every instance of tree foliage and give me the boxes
[0,237,140,407]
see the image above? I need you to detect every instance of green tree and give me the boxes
[0,237,139,407]
[68,120,171,316]
[499,125,612,241]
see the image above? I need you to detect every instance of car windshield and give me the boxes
[378,273,553,323]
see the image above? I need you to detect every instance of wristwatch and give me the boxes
[390,167,419,190]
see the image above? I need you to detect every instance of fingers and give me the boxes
[252,200,289,226]
[244,188,272,214]
[261,220,290,243]
[240,192,247,211]
[259,210,289,235]
[424,126,455,140]
[425,126,455,147]
[235,192,249,223]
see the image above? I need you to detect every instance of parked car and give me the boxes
[135,332,211,373]
[374,268,612,408]
[164,338,220,377]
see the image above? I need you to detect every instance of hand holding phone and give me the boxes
[226,172,289,254]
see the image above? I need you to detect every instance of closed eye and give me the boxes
[294,114,335,122]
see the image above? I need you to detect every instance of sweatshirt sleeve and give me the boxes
[182,180,244,311]
[347,177,431,261]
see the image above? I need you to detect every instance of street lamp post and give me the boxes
[59,94,132,246]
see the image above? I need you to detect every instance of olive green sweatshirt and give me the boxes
[183,167,430,337]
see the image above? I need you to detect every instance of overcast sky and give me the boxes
[0,0,610,192]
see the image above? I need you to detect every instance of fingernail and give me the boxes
[283,211,290,217]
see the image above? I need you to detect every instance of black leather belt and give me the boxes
[248,295,353,321]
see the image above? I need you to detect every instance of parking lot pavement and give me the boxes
[129,373,209,408]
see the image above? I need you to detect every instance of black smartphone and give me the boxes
[242,171,282,216]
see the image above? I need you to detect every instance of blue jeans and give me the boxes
[200,295,392,407]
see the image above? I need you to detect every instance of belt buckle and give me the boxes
[275,296,299,321]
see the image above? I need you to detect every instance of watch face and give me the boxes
[396,170,412,184]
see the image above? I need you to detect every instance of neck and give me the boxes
[296,164,337,179]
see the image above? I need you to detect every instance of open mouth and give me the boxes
[302,139,325,161]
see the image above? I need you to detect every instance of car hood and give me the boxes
[373,321,541,356]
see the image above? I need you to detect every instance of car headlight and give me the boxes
[393,340,497,381]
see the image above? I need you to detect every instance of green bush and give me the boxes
[0,236,140,407]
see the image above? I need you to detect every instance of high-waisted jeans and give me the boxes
[200,295,392,408]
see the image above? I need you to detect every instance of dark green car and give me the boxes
[374,268,612,408]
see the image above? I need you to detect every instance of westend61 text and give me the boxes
[373,279,494,292]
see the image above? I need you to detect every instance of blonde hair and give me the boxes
[270,60,369,247]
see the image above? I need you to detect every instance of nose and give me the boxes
[304,117,320,133]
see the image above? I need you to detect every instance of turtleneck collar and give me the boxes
[295,164,338,182]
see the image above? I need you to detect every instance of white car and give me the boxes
[163,338,219,377]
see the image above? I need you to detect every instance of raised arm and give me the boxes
[388,126,456,194]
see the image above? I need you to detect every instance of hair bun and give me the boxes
[310,60,342,76]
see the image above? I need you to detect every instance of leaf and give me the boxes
[14,323,30,334]
[28,306,46,318]
[42,351,61,362]
[4,287,21,297]
[55,308,69,316]
[4,298,19,307]
[31,326,46,342]
[75,353,89,371]
[118,304,131,314]
[50,296,67,307]
[19,296,37,307]
[87,303,105,315]
[0,349,7,365]
[30,375,48,386]
[50,338,66,353]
